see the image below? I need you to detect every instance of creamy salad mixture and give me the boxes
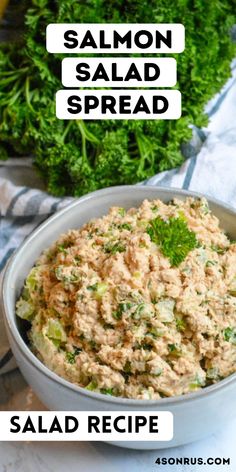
[16,197,236,399]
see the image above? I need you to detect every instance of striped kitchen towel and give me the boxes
[1,60,236,375]
[0,171,73,374]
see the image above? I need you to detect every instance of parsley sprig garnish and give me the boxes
[147,216,197,267]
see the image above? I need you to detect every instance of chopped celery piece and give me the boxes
[86,380,98,391]
[21,287,30,301]
[94,282,107,298]
[156,299,175,322]
[152,367,163,376]
[133,303,152,320]
[206,367,219,380]
[25,267,40,291]
[16,299,35,320]
[118,208,126,217]
[31,331,55,356]
[189,373,205,390]
[87,282,108,299]
[146,327,163,338]
[46,319,67,343]
[137,219,148,229]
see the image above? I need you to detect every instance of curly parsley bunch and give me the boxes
[0,0,235,196]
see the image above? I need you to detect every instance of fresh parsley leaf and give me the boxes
[147,216,197,266]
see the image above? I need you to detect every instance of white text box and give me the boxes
[0,411,173,441]
[56,89,181,120]
[47,24,185,54]
[62,57,177,88]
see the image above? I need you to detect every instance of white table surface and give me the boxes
[0,368,236,472]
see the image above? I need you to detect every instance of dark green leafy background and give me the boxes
[0,0,235,196]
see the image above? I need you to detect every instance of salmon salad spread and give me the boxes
[16,197,236,399]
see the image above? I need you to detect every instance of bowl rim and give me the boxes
[2,184,236,406]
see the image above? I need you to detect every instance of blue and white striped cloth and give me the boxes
[0,171,73,374]
[1,60,236,376]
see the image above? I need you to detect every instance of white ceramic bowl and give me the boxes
[2,185,236,450]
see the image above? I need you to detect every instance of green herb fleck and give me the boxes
[223,327,236,344]
[87,283,98,291]
[206,260,217,267]
[151,204,159,212]
[146,327,163,338]
[112,302,134,320]
[176,317,186,332]
[103,323,114,330]
[87,282,107,298]
[117,223,132,231]
[211,245,226,255]
[89,340,97,350]
[139,241,148,248]
[74,255,82,264]
[66,348,82,364]
[104,241,126,254]
[118,208,126,217]
[55,266,79,284]
[57,244,68,254]
[100,388,114,396]
[168,343,182,356]
[141,342,153,351]
[66,352,76,364]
